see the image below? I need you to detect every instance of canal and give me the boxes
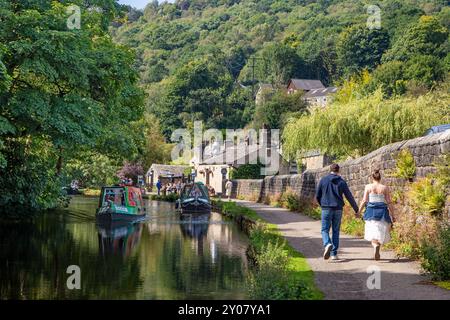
[0,196,250,299]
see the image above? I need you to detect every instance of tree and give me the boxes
[369,61,407,97]
[253,91,307,130]
[403,54,446,89]
[0,1,144,212]
[245,44,305,86]
[383,15,448,62]
[135,113,173,170]
[336,24,389,76]
[283,89,450,160]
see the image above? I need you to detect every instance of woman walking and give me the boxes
[358,170,395,260]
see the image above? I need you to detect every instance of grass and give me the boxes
[214,200,323,300]
[80,188,101,197]
[434,281,450,291]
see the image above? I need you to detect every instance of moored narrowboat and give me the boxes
[176,182,212,214]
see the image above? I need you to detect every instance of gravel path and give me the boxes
[236,200,450,300]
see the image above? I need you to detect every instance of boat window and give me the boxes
[103,188,123,206]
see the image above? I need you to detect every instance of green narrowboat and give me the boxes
[176,182,211,214]
[96,186,146,223]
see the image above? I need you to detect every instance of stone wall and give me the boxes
[231,131,450,213]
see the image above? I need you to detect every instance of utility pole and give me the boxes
[249,56,264,98]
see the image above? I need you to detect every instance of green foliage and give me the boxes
[230,164,263,180]
[113,0,449,138]
[63,152,120,188]
[213,200,322,299]
[421,224,450,281]
[283,89,450,160]
[392,149,416,180]
[247,240,310,300]
[280,191,300,212]
[369,61,407,96]
[383,15,448,62]
[336,24,389,76]
[133,113,173,170]
[240,44,305,86]
[0,1,144,212]
[403,54,446,88]
[341,214,365,237]
[253,91,307,130]
[407,177,446,216]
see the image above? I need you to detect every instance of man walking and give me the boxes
[316,163,359,261]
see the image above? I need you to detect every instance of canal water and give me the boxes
[0,196,250,299]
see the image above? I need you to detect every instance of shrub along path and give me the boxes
[234,200,450,300]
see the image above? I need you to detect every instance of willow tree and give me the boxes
[0,1,144,212]
[282,89,450,161]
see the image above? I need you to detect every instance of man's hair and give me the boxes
[330,163,340,173]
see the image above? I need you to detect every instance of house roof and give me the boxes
[288,79,325,91]
[147,164,189,177]
[304,87,338,98]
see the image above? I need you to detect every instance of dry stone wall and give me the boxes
[232,131,450,214]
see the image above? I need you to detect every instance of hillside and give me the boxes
[112,0,449,137]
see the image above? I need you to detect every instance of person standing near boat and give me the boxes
[225,179,233,201]
[156,179,162,196]
[358,170,395,261]
[316,163,359,261]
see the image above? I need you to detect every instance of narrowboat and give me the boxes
[176,182,212,214]
[96,186,146,223]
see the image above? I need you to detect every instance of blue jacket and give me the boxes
[315,174,358,213]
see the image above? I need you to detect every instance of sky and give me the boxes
[118,0,174,9]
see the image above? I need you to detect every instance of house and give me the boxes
[287,79,325,94]
[285,79,338,170]
[304,87,338,107]
[299,150,333,171]
[146,164,190,188]
[286,79,338,107]
[191,139,291,195]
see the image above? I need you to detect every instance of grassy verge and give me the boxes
[214,200,323,300]
[434,281,450,291]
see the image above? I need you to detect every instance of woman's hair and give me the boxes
[372,169,381,181]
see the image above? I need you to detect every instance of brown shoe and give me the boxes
[374,245,381,261]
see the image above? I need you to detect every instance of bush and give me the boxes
[230,164,263,179]
[407,177,446,216]
[391,149,416,180]
[421,224,450,281]
[247,224,316,300]
[280,189,300,211]
[248,240,309,300]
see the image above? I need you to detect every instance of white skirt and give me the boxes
[364,220,391,244]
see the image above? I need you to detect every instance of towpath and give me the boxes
[235,200,450,300]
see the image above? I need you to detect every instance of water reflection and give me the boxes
[0,196,249,299]
[97,223,143,258]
